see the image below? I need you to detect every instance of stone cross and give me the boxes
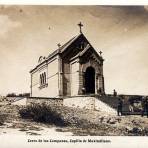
[78,22,83,33]
[99,51,102,56]
[57,43,61,48]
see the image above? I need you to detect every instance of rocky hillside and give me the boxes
[55,106,148,136]
[1,104,148,136]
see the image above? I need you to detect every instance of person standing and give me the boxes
[141,96,146,117]
[113,89,117,97]
[117,98,123,116]
[145,97,148,118]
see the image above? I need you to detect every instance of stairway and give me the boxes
[96,95,130,114]
[94,97,117,115]
[96,95,119,110]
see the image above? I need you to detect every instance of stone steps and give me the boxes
[94,98,116,115]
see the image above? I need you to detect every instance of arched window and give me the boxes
[42,73,45,84]
[44,72,46,84]
[41,74,43,85]
[42,73,44,85]
[40,74,42,85]
[39,72,47,87]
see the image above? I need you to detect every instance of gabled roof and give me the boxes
[30,33,82,73]
[59,33,82,53]
[69,44,91,61]
[30,33,103,73]
[47,33,82,60]
[69,43,104,62]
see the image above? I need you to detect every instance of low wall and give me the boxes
[6,96,25,102]
[27,97,63,106]
[12,98,27,106]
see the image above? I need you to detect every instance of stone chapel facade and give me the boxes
[30,27,105,98]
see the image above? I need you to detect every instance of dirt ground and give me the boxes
[1,104,148,136]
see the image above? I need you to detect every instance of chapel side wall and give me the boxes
[31,57,59,97]
[31,70,38,97]
[47,58,59,97]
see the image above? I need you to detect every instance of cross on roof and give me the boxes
[99,51,102,56]
[57,43,61,48]
[78,22,83,33]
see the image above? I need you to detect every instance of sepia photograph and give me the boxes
[1,4,148,144]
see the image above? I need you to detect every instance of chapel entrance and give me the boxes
[85,67,95,94]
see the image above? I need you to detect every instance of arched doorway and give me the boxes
[85,67,95,94]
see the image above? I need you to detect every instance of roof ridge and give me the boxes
[47,33,82,59]
[60,33,82,52]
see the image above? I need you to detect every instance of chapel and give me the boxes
[30,23,105,97]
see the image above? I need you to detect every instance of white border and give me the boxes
[0,1,148,148]
[0,0,148,5]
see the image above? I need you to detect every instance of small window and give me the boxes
[43,72,46,84]
[39,72,47,87]
[40,74,42,85]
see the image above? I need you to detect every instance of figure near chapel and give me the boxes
[113,89,117,97]
[117,97,123,116]
[141,96,148,118]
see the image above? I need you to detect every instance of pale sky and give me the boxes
[0,5,148,95]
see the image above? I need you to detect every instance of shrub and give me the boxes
[19,103,68,127]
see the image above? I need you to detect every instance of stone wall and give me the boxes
[63,96,95,110]
[12,98,27,106]
[27,97,63,106]
[63,96,116,114]
[6,96,26,103]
